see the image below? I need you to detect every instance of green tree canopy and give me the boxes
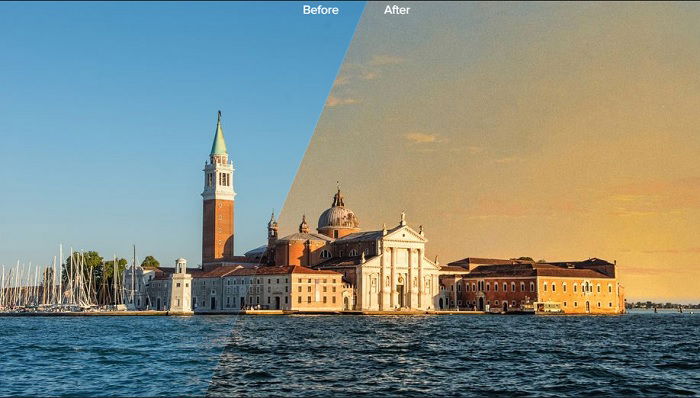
[141,255,160,268]
[103,258,128,280]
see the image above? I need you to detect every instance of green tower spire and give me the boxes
[210,110,228,156]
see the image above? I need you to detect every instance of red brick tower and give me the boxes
[202,111,235,265]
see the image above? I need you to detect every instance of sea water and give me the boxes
[0,311,698,396]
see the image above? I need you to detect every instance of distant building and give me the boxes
[124,112,624,315]
[438,257,626,314]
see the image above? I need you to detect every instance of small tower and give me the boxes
[202,111,236,265]
[299,214,309,233]
[169,258,193,315]
[268,211,279,246]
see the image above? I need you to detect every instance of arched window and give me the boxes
[543,282,548,292]
[573,283,578,293]
[472,283,476,292]
[563,282,567,292]
[503,282,507,292]
[597,284,601,293]
[320,250,332,259]
[552,282,556,292]
[349,249,358,257]
[486,282,490,292]
[511,282,516,292]
[530,282,535,292]
[494,283,498,292]
[520,282,525,291]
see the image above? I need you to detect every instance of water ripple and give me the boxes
[1,312,698,397]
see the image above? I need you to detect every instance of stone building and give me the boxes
[260,189,442,311]
[168,258,192,315]
[439,257,626,314]
[123,112,624,315]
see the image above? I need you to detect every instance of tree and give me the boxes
[100,258,128,305]
[63,251,104,285]
[141,256,160,268]
[510,257,534,262]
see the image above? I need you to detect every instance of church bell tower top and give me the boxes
[210,110,228,157]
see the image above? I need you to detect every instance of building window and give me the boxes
[332,297,336,303]
[176,283,181,287]
[323,286,327,292]
[574,283,578,292]
[323,297,327,303]
[472,283,476,291]
[530,282,535,292]
[552,283,556,292]
[564,301,567,307]
[609,302,612,307]
[307,286,311,292]
[332,286,336,293]
[307,296,311,303]
[597,302,601,307]
[574,301,578,307]
[511,282,516,292]
[495,300,499,306]
[608,284,612,293]
[349,249,358,257]
[494,283,498,292]
[597,284,601,293]
[486,282,490,292]
[320,249,332,259]
[520,282,525,291]
[298,297,302,304]
[268,297,271,304]
[543,282,547,292]
[563,283,567,292]
[298,278,302,283]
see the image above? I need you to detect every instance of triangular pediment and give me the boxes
[383,225,427,243]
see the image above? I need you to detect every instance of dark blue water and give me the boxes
[1,311,698,397]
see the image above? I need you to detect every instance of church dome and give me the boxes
[317,188,360,230]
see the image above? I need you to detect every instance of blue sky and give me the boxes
[0,2,365,269]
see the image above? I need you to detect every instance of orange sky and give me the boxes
[281,2,700,303]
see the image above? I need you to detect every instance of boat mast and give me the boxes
[132,244,136,307]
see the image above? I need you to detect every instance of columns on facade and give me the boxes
[390,247,396,309]
[407,248,413,309]
[417,249,423,309]
[379,250,386,311]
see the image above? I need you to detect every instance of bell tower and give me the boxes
[202,111,236,264]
